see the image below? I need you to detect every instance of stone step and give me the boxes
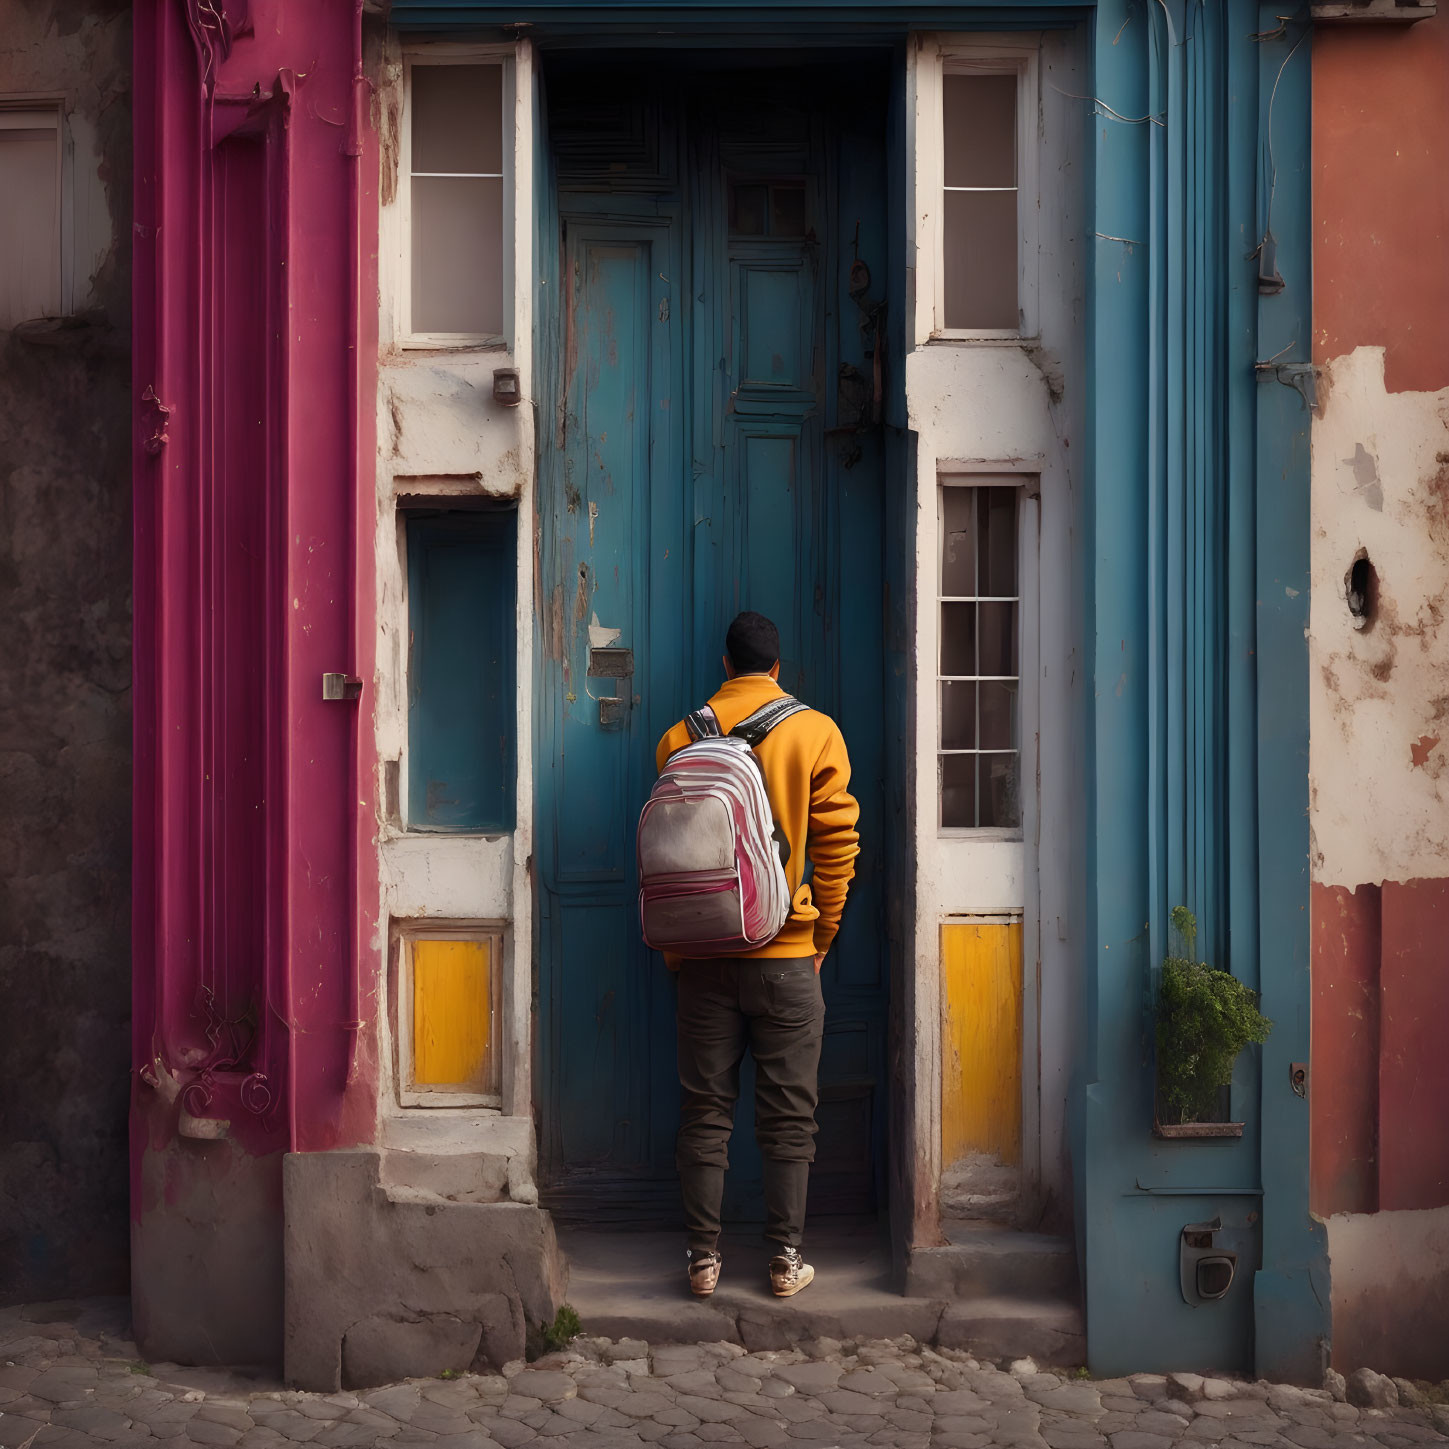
[938,1294,1085,1365]
[905,1218,1078,1300]
[555,1223,1086,1368]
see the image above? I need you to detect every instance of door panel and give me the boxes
[539,64,889,1225]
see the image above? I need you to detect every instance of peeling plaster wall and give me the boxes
[1309,11,1449,1379]
[0,0,132,1304]
[1310,346,1449,885]
[367,33,538,1184]
[904,28,1086,1236]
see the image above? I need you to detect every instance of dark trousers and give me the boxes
[675,956,825,1253]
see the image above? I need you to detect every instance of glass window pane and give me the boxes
[979,487,1019,595]
[771,184,806,237]
[940,601,977,677]
[941,753,978,828]
[941,487,976,595]
[977,600,1017,677]
[943,73,1016,189]
[943,188,1018,330]
[941,680,977,750]
[411,175,503,335]
[978,679,1017,751]
[0,126,60,327]
[412,64,503,175]
[979,753,1021,829]
[730,183,768,235]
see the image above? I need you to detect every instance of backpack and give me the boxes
[637,695,810,957]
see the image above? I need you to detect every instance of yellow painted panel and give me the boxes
[941,920,1023,1167]
[412,938,493,1089]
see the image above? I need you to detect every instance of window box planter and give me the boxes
[1153,907,1272,1136]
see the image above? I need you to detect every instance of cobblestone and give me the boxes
[0,1305,1445,1449]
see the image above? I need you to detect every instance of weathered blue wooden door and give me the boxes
[538,61,889,1227]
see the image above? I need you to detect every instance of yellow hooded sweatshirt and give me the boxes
[654,673,860,965]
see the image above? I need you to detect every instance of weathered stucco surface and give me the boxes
[1309,346,1449,887]
[1310,9,1449,1383]
[0,0,132,1303]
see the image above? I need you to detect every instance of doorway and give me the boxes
[535,54,894,1231]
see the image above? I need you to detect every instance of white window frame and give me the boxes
[0,101,66,324]
[399,45,514,351]
[394,920,506,1109]
[917,37,1040,342]
[936,462,1040,841]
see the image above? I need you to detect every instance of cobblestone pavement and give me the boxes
[3,1301,1447,1449]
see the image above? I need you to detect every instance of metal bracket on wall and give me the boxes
[1255,360,1319,411]
[322,673,363,701]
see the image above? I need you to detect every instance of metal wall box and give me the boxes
[587,646,633,678]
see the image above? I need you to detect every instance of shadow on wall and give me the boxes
[0,0,133,1305]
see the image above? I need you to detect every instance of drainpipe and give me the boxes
[342,0,366,1088]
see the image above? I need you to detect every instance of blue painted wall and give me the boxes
[1083,0,1325,1380]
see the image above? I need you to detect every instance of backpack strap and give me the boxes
[729,695,809,747]
[684,705,722,741]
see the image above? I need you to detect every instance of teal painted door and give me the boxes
[538,62,889,1226]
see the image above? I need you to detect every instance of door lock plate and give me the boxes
[599,694,626,728]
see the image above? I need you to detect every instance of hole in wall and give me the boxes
[1345,550,1377,631]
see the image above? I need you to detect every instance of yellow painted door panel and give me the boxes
[941,920,1023,1167]
[412,938,493,1089]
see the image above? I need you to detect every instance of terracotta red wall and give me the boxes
[1312,880,1449,1216]
[1312,16,1449,395]
[1309,13,1449,1225]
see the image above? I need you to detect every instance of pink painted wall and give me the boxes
[131,0,379,1360]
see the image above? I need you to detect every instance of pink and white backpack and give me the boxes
[637,696,808,956]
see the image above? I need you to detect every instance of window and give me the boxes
[939,480,1022,829]
[729,180,807,237]
[932,45,1038,338]
[943,73,1017,330]
[405,60,505,343]
[0,108,61,328]
[396,925,503,1106]
[406,507,517,832]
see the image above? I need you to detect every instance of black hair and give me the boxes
[725,611,780,675]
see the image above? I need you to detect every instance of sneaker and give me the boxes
[769,1246,815,1297]
[688,1249,722,1297]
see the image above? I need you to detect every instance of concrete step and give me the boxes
[905,1218,1078,1300]
[555,1223,1086,1367]
[938,1294,1085,1365]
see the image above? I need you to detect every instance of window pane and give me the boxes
[978,487,1019,596]
[940,601,977,677]
[941,680,977,750]
[979,680,1017,750]
[943,73,1017,189]
[980,753,1021,829]
[943,188,1018,330]
[771,184,806,237]
[0,125,60,328]
[411,175,503,334]
[407,510,517,830]
[978,601,1017,677]
[941,487,976,595]
[412,64,502,175]
[941,753,977,829]
[730,183,768,235]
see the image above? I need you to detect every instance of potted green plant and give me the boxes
[1153,906,1273,1138]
